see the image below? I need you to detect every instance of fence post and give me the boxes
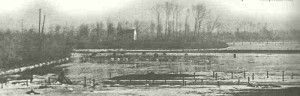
[252,73,254,80]
[215,73,218,80]
[291,73,294,79]
[92,79,95,89]
[213,71,215,78]
[164,79,167,84]
[44,80,47,86]
[247,77,250,85]
[180,71,182,79]
[48,78,51,85]
[30,73,33,83]
[83,77,86,87]
[182,77,185,86]
[282,71,285,81]
[217,81,220,87]
[231,72,234,79]
[152,79,154,85]
[244,71,246,78]
[194,72,196,80]
[26,79,29,86]
[267,71,269,78]
[238,78,240,85]
[201,79,204,85]
[109,72,112,79]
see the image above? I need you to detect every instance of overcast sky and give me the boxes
[0,0,299,30]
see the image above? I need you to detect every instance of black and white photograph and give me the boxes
[0,0,300,95]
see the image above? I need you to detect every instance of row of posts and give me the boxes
[212,71,294,81]
[77,70,294,88]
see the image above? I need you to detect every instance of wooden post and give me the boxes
[30,73,33,83]
[130,79,132,85]
[44,80,47,86]
[194,72,196,80]
[109,72,112,79]
[244,71,246,78]
[267,71,269,78]
[201,79,203,85]
[238,78,240,85]
[213,71,215,78]
[48,78,51,85]
[217,81,220,87]
[83,77,86,87]
[231,72,234,79]
[164,79,167,84]
[291,73,294,79]
[182,77,185,86]
[180,71,182,79]
[215,73,218,80]
[26,80,29,86]
[282,71,285,81]
[152,79,154,85]
[247,77,250,85]
[92,79,95,89]
[252,73,254,80]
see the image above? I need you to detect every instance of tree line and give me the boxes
[1,1,299,70]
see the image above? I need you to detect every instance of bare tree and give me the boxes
[173,3,183,39]
[192,4,207,39]
[151,4,163,38]
[163,2,173,37]
[206,16,221,40]
[184,9,190,37]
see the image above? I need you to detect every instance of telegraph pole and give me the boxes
[38,9,42,51]
[42,15,46,36]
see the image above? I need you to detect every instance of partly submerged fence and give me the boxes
[0,57,70,76]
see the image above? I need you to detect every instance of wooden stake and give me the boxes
[267,71,269,78]
[247,77,250,85]
[238,78,240,85]
[130,79,132,84]
[83,77,86,87]
[92,79,95,89]
[231,72,234,79]
[252,73,254,80]
[244,71,246,78]
[109,72,112,79]
[182,77,185,86]
[291,73,294,79]
[282,71,285,81]
[215,73,218,80]
[194,72,196,80]
[48,78,51,85]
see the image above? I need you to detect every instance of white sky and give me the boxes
[0,0,298,30]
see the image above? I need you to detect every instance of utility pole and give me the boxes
[42,15,46,37]
[38,9,42,51]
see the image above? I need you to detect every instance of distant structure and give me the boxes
[118,29,137,41]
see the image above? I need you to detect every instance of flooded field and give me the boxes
[2,42,300,96]
[1,52,300,96]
